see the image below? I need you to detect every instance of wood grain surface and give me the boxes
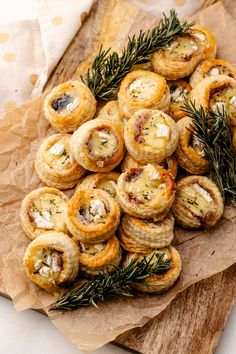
[1,1,236,353]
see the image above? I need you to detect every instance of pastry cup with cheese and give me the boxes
[190,59,236,88]
[118,70,170,120]
[123,246,181,293]
[190,24,216,60]
[124,109,179,164]
[76,172,119,203]
[70,118,125,172]
[35,134,85,190]
[190,75,236,125]
[172,176,224,229]
[117,164,175,220]
[168,80,191,121]
[23,231,80,293]
[43,80,96,133]
[175,117,209,174]
[151,33,204,80]
[121,153,178,179]
[97,100,127,128]
[20,187,69,240]
[119,212,174,253]
[65,189,120,243]
[79,236,122,276]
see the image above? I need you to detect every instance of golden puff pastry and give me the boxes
[76,172,119,202]
[43,80,96,133]
[70,119,125,172]
[168,80,191,121]
[118,226,154,254]
[124,109,179,164]
[175,116,209,174]
[23,231,80,293]
[117,164,175,220]
[190,59,236,88]
[120,212,174,251]
[118,70,170,120]
[172,175,224,229]
[97,100,127,127]
[20,187,69,240]
[190,75,236,125]
[65,189,120,243]
[79,236,122,276]
[151,33,204,80]
[35,133,85,190]
[121,153,178,179]
[123,246,181,293]
[190,24,216,60]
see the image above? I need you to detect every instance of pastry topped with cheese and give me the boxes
[65,189,120,243]
[190,59,236,88]
[70,119,125,172]
[172,175,224,228]
[168,80,191,121]
[20,187,69,240]
[43,80,96,133]
[118,70,170,120]
[190,24,216,60]
[97,100,127,127]
[124,109,179,164]
[117,164,175,219]
[151,33,205,80]
[23,231,80,293]
[35,133,85,190]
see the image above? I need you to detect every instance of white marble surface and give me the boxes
[0,1,235,353]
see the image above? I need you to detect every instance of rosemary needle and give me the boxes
[50,254,171,311]
[82,10,193,100]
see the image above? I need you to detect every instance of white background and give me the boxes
[0,0,235,353]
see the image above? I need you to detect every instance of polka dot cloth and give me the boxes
[0,0,204,116]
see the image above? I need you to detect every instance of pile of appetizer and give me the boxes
[19,14,236,309]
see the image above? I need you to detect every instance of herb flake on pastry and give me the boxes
[117,164,175,219]
[124,109,179,164]
[44,80,96,133]
[118,70,170,120]
[172,175,224,229]
[123,246,181,293]
[23,231,80,293]
[65,189,120,243]
[70,119,125,172]
[35,134,85,189]
[168,80,191,121]
[20,187,69,240]
[79,236,122,276]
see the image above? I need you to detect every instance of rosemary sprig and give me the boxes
[182,101,236,201]
[50,254,171,311]
[82,10,193,100]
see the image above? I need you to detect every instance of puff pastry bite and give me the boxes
[66,189,120,243]
[76,172,119,202]
[121,153,178,179]
[151,33,204,80]
[43,80,96,133]
[124,109,179,164]
[117,164,175,219]
[79,236,122,276]
[190,59,236,88]
[97,100,127,127]
[20,187,69,240]
[23,231,80,293]
[35,133,85,189]
[168,80,191,121]
[118,70,170,120]
[175,116,209,174]
[190,24,216,60]
[190,75,236,125]
[123,246,181,293]
[172,176,224,229]
[70,119,125,172]
[120,212,174,252]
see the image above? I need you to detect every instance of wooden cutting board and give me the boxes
[1,0,236,353]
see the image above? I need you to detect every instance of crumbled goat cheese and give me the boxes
[155,123,170,138]
[193,31,206,42]
[34,260,42,271]
[230,96,236,105]
[49,142,65,155]
[129,79,143,91]
[66,98,79,113]
[171,88,188,102]
[209,67,220,76]
[39,266,50,277]
[98,131,110,143]
[90,199,106,216]
[147,164,161,180]
[193,183,213,202]
[33,211,53,228]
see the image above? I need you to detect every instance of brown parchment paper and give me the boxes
[1,0,236,352]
